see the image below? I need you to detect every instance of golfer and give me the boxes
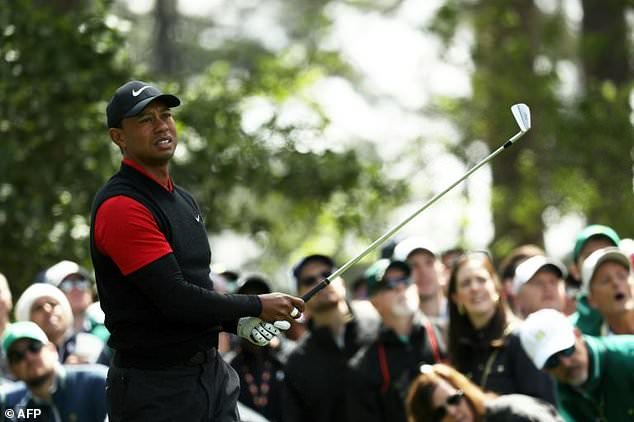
[90,80,304,421]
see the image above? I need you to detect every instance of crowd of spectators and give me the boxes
[0,223,632,421]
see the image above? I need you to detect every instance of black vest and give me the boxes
[90,164,218,363]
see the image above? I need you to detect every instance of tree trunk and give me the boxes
[153,0,179,76]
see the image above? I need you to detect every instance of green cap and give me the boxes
[2,321,49,353]
[573,224,620,262]
[364,259,410,296]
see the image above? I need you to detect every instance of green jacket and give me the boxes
[570,293,603,336]
[557,335,634,422]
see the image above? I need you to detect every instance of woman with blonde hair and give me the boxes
[447,252,554,403]
[406,363,562,422]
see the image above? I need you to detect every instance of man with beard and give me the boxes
[519,309,634,422]
[346,258,445,422]
[2,321,108,421]
[282,254,378,422]
[581,247,634,335]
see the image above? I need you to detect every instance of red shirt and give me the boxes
[94,159,174,275]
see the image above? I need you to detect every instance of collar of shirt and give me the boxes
[122,158,174,192]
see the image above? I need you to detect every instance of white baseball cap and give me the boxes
[512,255,567,295]
[393,236,437,261]
[581,246,631,293]
[519,309,575,369]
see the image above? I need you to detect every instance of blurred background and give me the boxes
[1,0,632,293]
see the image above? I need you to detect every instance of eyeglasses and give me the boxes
[298,271,332,288]
[431,390,464,422]
[7,340,44,364]
[378,276,411,291]
[60,279,91,293]
[543,345,576,369]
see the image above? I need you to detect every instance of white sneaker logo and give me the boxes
[132,86,151,97]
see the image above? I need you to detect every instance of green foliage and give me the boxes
[429,0,633,259]
[0,0,129,293]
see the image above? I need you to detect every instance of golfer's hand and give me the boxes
[237,317,291,347]
[258,293,305,323]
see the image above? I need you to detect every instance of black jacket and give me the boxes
[346,313,446,422]
[282,307,377,422]
[455,320,556,405]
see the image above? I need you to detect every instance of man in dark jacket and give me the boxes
[347,258,445,422]
[282,254,378,422]
[92,80,304,422]
[2,321,108,421]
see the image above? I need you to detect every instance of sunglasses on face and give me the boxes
[7,340,44,364]
[431,390,464,422]
[298,271,332,288]
[60,279,91,293]
[378,276,411,291]
[543,345,576,369]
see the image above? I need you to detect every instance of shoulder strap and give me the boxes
[377,343,390,394]
[422,318,442,363]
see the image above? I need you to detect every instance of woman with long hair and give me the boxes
[406,363,562,422]
[446,252,555,403]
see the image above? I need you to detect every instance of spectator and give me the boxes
[512,255,567,318]
[282,254,378,422]
[346,258,445,422]
[0,273,13,378]
[14,283,104,364]
[581,247,634,335]
[569,224,620,335]
[41,261,97,336]
[406,363,563,422]
[519,308,634,421]
[393,237,448,333]
[497,244,545,314]
[447,252,555,403]
[1,321,108,421]
[226,273,291,422]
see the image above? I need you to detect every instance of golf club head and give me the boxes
[511,103,531,132]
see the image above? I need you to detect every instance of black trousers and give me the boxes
[107,350,241,422]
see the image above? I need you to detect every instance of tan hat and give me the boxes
[581,247,630,293]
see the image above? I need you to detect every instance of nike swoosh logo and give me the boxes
[132,86,151,97]
[195,214,201,222]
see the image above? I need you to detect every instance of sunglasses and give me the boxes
[7,340,44,364]
[378,276,411,291]
[60,279,91,293]
[431,390,464,421]
[543,345,575,369]
[298,271,332,288]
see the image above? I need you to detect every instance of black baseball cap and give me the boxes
[292,254,335,283]
[106,80,181,128]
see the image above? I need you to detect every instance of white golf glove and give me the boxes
[237,317,291,347]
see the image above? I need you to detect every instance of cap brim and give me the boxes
[123,94,181,119]
[535,333,575,369]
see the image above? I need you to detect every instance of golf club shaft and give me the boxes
[301,129,527,302]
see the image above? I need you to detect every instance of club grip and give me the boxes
[301,279,331,302]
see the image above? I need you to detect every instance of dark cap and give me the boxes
[292,254,335,283]
[106,80,180,128]
[236,273,272,295]
[364,258,410,296]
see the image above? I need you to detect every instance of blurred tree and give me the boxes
[429,0,632,259]
[1,0,406,294]
[552,0,633,234]
[0,0,129,293]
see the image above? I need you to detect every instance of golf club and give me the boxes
[301,103,531,302]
